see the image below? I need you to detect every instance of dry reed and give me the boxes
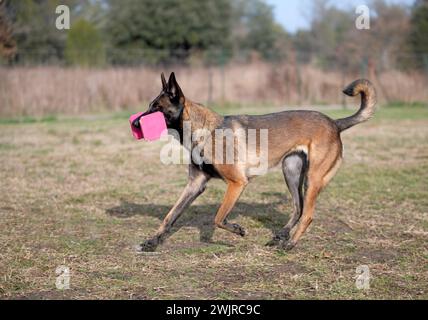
[0,62,426,117]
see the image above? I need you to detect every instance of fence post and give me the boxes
[207,66,213,105]
[341,67,347,110]
[296,63,302,106]
[220,49,226,106]
[361,57,368,78]
[423,54,428,77]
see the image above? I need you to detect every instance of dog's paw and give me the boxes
[265,238,278,247]
[280,240,296,251]
[266,232,290,247]
[231,223,246,237]
[139,239,158,252]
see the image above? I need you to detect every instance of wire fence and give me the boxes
[0,49,427,117]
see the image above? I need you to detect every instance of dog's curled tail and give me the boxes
[335,79,377,132]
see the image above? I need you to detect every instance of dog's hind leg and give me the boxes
[266,152,307,246]
[214,181,247,237]
[139,165,210,252]
[281,144,342,251]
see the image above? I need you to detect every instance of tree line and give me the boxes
[0,0,427,71]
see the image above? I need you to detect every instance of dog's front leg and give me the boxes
[139,166,210,252]
[214,181,247,237]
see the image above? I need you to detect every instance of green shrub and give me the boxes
[65,19,105,67]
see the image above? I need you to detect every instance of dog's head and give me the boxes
[141,72,185,128]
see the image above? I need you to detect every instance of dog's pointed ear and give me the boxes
[161,72,167,91]
[167,72,184,103]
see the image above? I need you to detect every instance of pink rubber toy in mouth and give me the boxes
[129,111,167,141]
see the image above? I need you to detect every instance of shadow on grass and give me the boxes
[105,192,290,244]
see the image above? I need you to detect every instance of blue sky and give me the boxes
[265,0,416,33]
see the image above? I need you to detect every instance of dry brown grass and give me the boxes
[0,105,427,299]
[1,63,427,117]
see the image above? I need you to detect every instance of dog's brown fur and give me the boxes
[138,73,376,252]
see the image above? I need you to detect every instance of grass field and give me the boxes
[0,104,427,299]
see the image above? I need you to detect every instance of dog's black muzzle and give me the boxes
[132,111,151,128]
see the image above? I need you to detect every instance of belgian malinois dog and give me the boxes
[135,72,376,252]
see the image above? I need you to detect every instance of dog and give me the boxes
[136,72,376,252]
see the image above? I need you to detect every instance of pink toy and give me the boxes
[129,112,145,140]
[129,111,167,141]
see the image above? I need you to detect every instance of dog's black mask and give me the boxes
[133,72,184,129]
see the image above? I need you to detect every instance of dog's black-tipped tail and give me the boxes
[335,79,377,132]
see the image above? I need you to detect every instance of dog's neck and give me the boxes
[181,99,223,134]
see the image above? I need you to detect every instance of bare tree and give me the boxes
[0,1,16,61]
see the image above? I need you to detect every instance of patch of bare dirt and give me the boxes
[349,248,398,264]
